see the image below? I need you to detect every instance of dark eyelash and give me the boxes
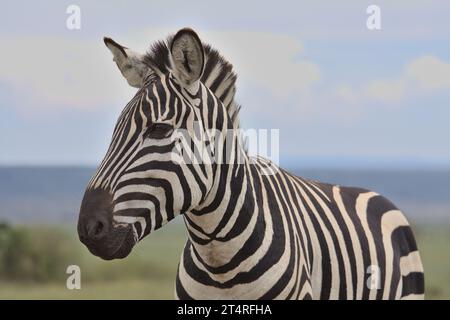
[144,123,174,139]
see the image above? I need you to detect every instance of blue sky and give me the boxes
[0,0,449,168]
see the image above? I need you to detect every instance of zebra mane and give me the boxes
[142,36,241,129]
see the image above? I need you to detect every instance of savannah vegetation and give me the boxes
[0,221,448,299]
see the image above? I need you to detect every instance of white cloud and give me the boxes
[338,55,450,105]
[363,79,407,103]
[0,36,137,113]
[336,85,359,104]
[0,30,320,114]
[406,55,450,90]
[199,31,321,96]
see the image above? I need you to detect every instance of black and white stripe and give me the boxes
[176,158,424,299]
[82,28,424,299]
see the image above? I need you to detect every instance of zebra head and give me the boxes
[78,28,241,260]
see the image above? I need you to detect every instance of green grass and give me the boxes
[414,224,450,299]
[0,222,449,299]
[0,279,173,299]
[0,222,187,299]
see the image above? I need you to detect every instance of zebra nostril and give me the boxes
[87,218,108,240]
[94,221,104,235]
[78,188,113,245]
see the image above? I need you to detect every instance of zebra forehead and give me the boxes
[141,35,241,130]
[112,77,205,132]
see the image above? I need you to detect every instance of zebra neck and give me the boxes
[183,160,265,269]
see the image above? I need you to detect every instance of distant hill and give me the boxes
[0,166,449,224]
[0,167,94,224]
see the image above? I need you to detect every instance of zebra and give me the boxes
[78,28,425,300]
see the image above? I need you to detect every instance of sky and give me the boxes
[0,0,449,168]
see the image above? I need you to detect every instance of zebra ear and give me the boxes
[170,28,205,87]
[104,37,149,88]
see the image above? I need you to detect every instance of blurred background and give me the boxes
[0,0,449,299]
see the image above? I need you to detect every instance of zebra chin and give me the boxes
[83,225,136,261]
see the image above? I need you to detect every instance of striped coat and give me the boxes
[78,28,424,300]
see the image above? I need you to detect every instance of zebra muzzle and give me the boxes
[78,188,135,260]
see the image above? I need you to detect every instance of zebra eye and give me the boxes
[144,123,174,139]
